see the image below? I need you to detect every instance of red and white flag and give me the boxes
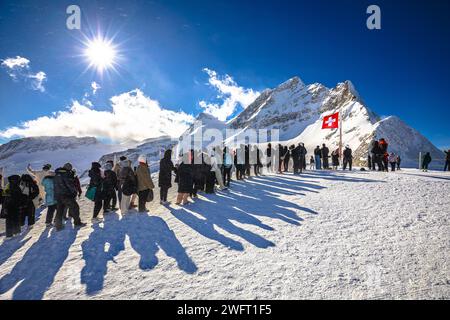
[322,112,339,129]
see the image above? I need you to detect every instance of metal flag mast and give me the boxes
[339,108,343,167]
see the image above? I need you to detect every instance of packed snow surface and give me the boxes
[0,169,448,300]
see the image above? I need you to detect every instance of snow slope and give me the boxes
[0,169,448,299]
[0,136,129,176]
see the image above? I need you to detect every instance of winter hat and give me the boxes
[138,155,147,163]
[119,156,127,161]
[43,164,52,170]
[91,162,101,169]
[63,163,73,171]
[8,175,21,184]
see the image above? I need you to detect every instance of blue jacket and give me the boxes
[42,176,56,206]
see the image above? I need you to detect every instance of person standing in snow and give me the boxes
[54,163,85,230]
[331,149,340,170]
[368,154,372,170]
[309,156,315,170]
[19,174,40,229]
[2,175,26,238]
[444,150,450,172]
[283,146,290,172]
[115,156,126,203]
[42,174,57,226]
[278,144,284,174]
[314,146,322,170]
[266,143,273,173]
[371,140,384,171]
[379,138,389,172]
[103,161,118,212]
[119,160,137,214]
[396,155,402,171]
[210,149,226,190]
[343,145,353,171]
[422,152,432,172]
[136,155,155,212]
[27,163,54,206]
[159,149,176,204]
[88,162,105,222]
[222,147,233,187]
[175,153,193,205]
[298,143,307,173]
[388,152,397,172]
[321,144,330,169]
[291,145,300,175]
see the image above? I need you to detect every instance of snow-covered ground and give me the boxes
[0,169,448,300]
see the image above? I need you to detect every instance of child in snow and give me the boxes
[309,156,315,170]
[388,152,397,172]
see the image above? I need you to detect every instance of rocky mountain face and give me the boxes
[0,78,444,174]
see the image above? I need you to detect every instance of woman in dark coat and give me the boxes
[175,153,193,205]
[159,149,176,204]
[19,174,39,228]
[88,162,104,221]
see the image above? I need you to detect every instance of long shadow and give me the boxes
[399,172,450,181]
[170,175,320,251]
[80,212,196,295]
[0,227,78,299]
[288,171,384,183]
[0,234,32,267]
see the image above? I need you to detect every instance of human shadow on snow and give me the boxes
[170,175,320,251]
[0,227,78,299]
[80,212,197,295]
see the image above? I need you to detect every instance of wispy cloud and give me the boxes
[91,81,101,95]
[1,55,47,92]
[0,89,194,143]
[199,68,260,121]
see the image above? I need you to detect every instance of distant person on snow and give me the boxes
[119,160,137,214]
[2,175,26,238]
[422,152,432,172]
[136,155,155,213]
[331,149,340,170]
[379,138,389,172]
[54,163,85,231]
[309,156,315,170]
[314,146,322,170]
[27,163,54,206]
[88,162,105,222]
[159,149,176,205]
[321,144,330,169]
[444,150,450,172]
[175,153,193,206]
[19,174,40,228]
[222,147,233,187]
[291,145,300,174]
[388,152,397,172]
[396,155,402,171]
[283,146,290,172]
[298,143,307,173]
[266,143,273,173]
[103,161,118,212]
[42,174,57,226]
[370,140,383,171]
[343,145,353,171]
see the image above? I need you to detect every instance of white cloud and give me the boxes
[0,89,194,143]
[1,56,30,69]
[91,81,101,95]
[199,68,260,121]
[1,55,47,92]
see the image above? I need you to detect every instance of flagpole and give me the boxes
[339,110,343,168]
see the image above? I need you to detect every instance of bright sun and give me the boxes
[84,37,117,72]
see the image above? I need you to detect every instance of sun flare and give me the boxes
[84,37,117,72]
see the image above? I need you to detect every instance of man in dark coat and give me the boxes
[314,146,322,170]
[422,152,432,172]
[298,143,307,172]
[18,174,39,227]
[321,144,330,169]
[175,155,193,205]
[89,162,105,220]
[103,161,118,212]
[159,149,176,204]
[54,163,85,230]
[444,150,450,172]
[371,141,384,171]
[343,145,353,171]
[3,175,26,238]
[291,145,300,174]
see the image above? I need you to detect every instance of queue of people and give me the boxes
[0,138,441,240]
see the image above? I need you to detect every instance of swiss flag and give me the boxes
[322,112,339,129]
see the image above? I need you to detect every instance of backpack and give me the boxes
[122,172,137,196]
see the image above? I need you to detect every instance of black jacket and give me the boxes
[343,147,353,159]
[103,170,118,193]
[121,167,137,196]
[54,168,78,199]
[88,168,104,200]
[177,163,193,193]
[3,175,27,218]
[314,147,322,157]
[159,157,176,188]
[321,147,330,158]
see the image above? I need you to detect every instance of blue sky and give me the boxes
[0,0,449,147]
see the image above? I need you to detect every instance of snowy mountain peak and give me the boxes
[276,76,305,91]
